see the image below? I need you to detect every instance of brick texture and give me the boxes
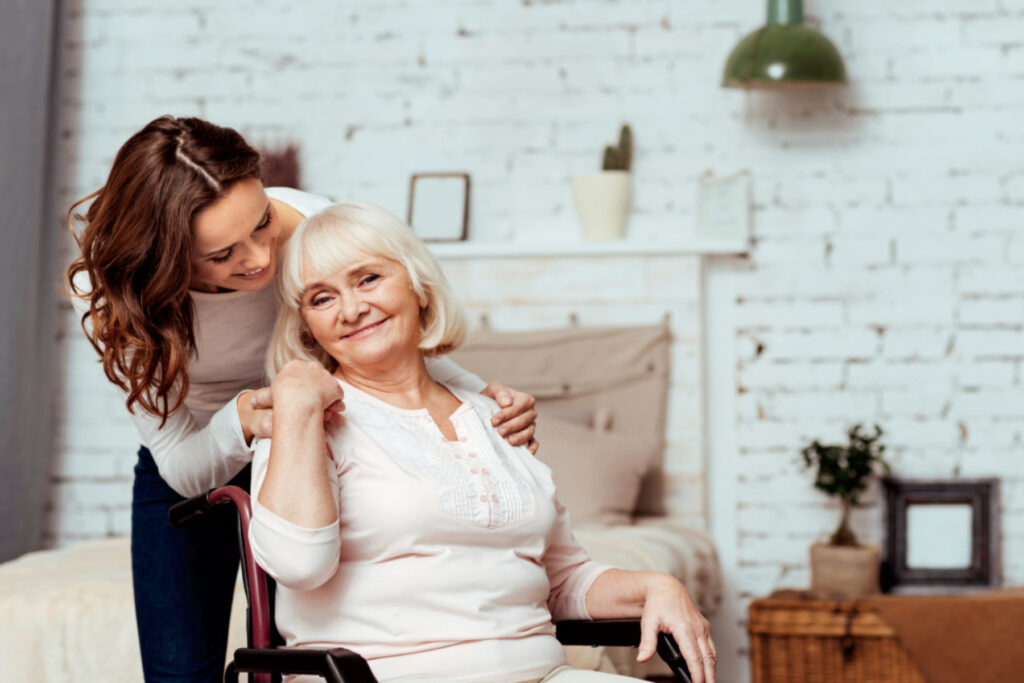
[50,2,1024,681]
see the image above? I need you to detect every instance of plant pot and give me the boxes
[810,542,881,600]
[570,171,631,241]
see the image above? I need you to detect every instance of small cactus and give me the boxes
[601,124,632,171]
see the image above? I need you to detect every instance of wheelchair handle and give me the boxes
[168,486,274,655]
[168,490,221,526]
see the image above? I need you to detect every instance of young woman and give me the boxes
[251,201,717,683]
[66,116,539,683]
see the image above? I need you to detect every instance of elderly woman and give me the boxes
[249,202,716,683]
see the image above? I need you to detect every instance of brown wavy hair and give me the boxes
[66,116,262,425]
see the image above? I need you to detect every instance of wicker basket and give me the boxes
[748,595,926,683]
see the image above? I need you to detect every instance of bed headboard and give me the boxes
[449,322,672,517]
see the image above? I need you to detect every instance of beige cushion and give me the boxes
[450,323,671,516]
[535,417,660,526]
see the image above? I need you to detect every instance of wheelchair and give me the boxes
[169,485,694,683]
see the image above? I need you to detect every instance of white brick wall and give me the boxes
[50,1,1024,681]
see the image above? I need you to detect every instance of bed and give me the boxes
[0,322,721,681]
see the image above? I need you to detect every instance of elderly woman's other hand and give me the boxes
[270,359,346,426]
[482,382,539,454]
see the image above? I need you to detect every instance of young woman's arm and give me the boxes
[426,356,539,452]
[128,388,254,498]
[72,269,256,498]
[424,356,486,392]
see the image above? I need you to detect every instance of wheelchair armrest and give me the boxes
[556,619,692,683]
[232,646,378,683]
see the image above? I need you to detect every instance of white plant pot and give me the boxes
[570,171,631,241]
[810,542,882,600]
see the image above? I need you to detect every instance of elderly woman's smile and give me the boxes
[343,318,388,339]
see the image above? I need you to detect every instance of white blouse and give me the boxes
[250,380,610,683]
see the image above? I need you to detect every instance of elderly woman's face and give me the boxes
[300,253,424,372]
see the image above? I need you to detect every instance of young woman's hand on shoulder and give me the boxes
[482,381,539,454]
[238,388,274,444]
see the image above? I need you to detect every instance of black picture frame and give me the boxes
[882,478,999,591]
[406,172,471,242]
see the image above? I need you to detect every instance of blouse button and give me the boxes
[479,494,488,502]
[468,452,478,459]
[480,468,490,476]
[491,494,499,503]
[470,468,479,474]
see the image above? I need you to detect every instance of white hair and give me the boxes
[266,201,467,378]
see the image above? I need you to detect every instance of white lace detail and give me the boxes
[341,389,535,529]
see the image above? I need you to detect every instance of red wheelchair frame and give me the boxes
[169,485,693,683]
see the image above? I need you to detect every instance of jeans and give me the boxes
[131,446,251,682]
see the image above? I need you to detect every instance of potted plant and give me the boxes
[801,424,891,599]
[570,124,632,241]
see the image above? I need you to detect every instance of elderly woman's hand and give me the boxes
[256,360,344,529]
[271,359,346,421]
[636,575,716,683]
[482,382,538,454]
[238,360,345,443]
[584,569,715,683]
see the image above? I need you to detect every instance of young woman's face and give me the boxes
[300,253,424,374]
[190,178,283,293]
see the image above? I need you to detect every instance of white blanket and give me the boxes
[0,538,143,683]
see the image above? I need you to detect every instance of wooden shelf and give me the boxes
[427,236,749,260]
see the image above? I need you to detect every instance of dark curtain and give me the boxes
[0,0,62,562]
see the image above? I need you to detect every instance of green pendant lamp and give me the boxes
[722,0,846,89]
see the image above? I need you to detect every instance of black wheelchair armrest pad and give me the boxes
[556,619,642,646]
[233,646,378,682]
[555,619,692,683]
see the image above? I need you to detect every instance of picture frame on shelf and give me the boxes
[695,169,752,244]
[407,172,471,242]
[882,478,1000,591]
